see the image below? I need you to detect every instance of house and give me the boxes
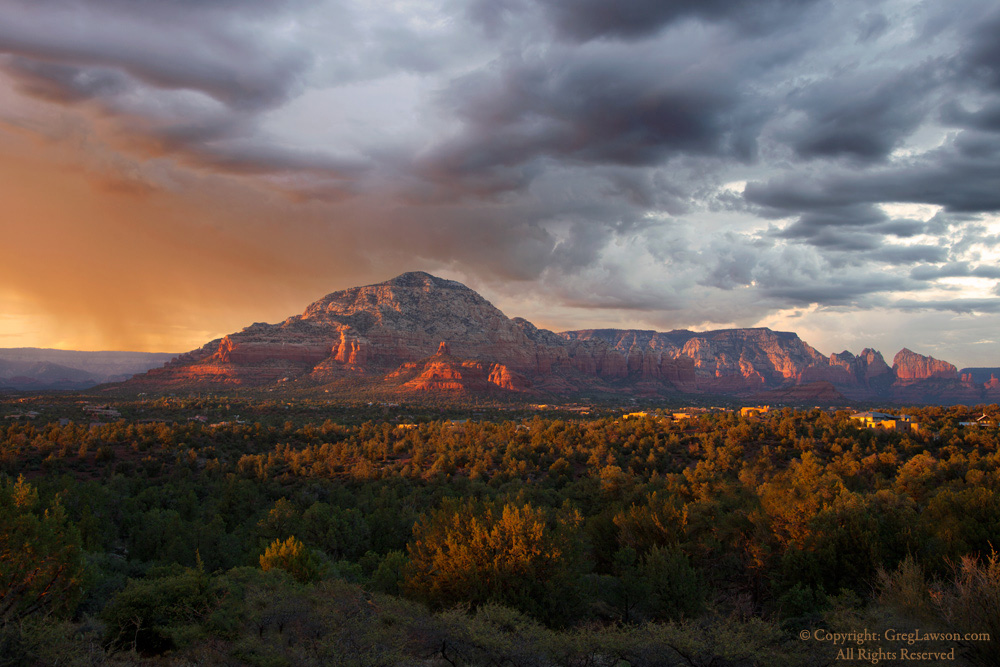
[4,411,39,421]
[959,413,995,427]
[672,407,710,421]
[740,405,770,418]
[83,404,121,419]
[849,411,919,433]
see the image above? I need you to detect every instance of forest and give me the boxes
[1,395,998,666]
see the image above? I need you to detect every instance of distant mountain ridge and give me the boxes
[0,348,177,390]
[115,272,998,404]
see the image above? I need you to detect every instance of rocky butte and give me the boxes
[123,272,999,404]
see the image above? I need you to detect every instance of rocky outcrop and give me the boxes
[125,272,573,393]
[122,272,996,403]
[562,328,822,393]
[892,348,958,380]
[384,341,530,393]
[815,348,895,398]
[828,348,893,385]
[881,348,969,403]
[217,336,332,365]
[960,368,1000,385]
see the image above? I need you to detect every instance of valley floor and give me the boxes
[2,394,998,665]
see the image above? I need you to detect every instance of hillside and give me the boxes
[0,348,177,389]
[120,272,996,404]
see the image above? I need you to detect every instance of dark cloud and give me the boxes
[692,230,923,312]
[775,204,888,237]
[555,280,680,311]
[961,9,1000,90]
[893,298,1000,314]
[856,12,889,43]
[930,7,1000,134]
[700,240,761,290]
[528,0,823,43]
[769,206,948,260]
[781,66,938,161]
[0,10,311,112]
[417,46,762,195]
[548,222,618,273]
[593,167,693,213]
[47,0,301,9]
[127,145,365,203]
[864,244,948,265]
[0,0,325,186]
[735,0,1000,315]
[792,229,882,251]
[174,143,368,180]
[0,58,364,186]
[871,219,927,237]
[911,262,1000,280]
[746,132,1000,213]
[759,274,915,306]
[1,58,131,103]
[2,0,999,350]
[942,99,1000,133]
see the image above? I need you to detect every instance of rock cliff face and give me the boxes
[123,272,994,404]
[882,349,978,403]
[562,328,821,393]
[892,348,958,380]
[959,368,1000,385]
[383,342,530,393]
[818,348,895,398]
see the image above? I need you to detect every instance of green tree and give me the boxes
[370,550,408,595]
[404,499,583,625]
[101,565,221,655]
[642,545,705,621]
[614,491,688,554]
[921,487,1000,564]
[259,536,323,583]
[0,475,84,626]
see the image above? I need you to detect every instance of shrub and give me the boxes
[933,551,1000,667]
[101,566,222,655]
[404,499,583,625]
[259,536,324,583]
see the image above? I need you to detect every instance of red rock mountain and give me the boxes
[892,348,958,380]
[124,272,994,403]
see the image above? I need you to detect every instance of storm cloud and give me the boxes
[1,0,999,366]
[746,133,1000,214]
[524,0,825,42]
[780,65,939,161]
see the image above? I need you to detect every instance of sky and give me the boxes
[1,0,999,368]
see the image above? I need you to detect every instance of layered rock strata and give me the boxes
[124,272,995,403]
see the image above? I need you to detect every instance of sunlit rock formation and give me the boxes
[122,272,994,403]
